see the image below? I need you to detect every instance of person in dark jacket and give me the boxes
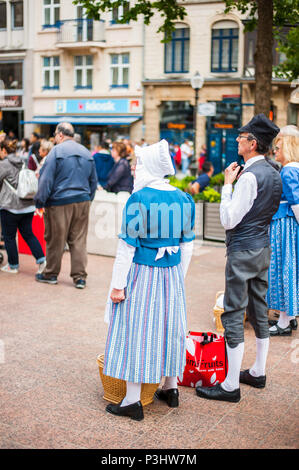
[34,122,98,289]
[93,141,114,187]
[0,139,46,274]
[189,161,214,194]
[103,142,133,194]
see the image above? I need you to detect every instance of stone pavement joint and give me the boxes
[0,248,298,449]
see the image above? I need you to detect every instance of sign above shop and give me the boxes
[198,102,216,116]
[0,95,22,108]
[55,98,142,115]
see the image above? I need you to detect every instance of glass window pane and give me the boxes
[44,7,50,24]
[12,2,24,28]
[54,70,59,87]
[183,40,189,72]
[174,41,182,72]
[44,70,50,87]
[212,39,219,70]
[75,56,82,66]
[54,7,60,23]
[212,29,221,37]
[44,0,51,5]
[43,57,50,67]
[76,69,82,86]
[165,42,172,72]
[222,39,230,69]
[123,67,129,85]
[232,38,238,70]
[122,54,129,64]
[112,68,118,85]
[54,0,60,4]
[53,56,60,67]
[112,7,118,22]
[111,54,118,65]
[86,55,93,66]
[0,2,6,29]
[87,69,92,87]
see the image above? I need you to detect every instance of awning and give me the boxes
[21,115,142,126]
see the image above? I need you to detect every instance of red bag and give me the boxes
[18,211,46,255]
[178,332,227,388]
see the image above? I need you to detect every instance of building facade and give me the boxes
[0,0,34,139]
[26,0,144,147]
[143,0,297,172]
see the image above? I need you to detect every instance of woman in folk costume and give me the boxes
[103,140,195,421]
[267,125,299,336]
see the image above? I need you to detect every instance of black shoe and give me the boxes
[240,369,266,388]
[269,324,292,336]
[154,388,179,407]
[74,279,86,289]
[106,401,144,421]
[269,319,297,330]
[35,273,58,284]
[196,383,240,403]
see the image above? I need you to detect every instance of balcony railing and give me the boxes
[57,19,105,44]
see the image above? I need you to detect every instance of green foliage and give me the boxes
[201,187,221,204]
[224,0,299,81]
[169,173,223,203]
[72,0,187,41]
[209,173,225,187]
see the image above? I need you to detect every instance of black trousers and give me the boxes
[222,246,271,348]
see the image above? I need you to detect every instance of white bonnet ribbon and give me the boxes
[155,246,179,261]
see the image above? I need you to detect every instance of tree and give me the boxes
[224,0,299,115]
[74,0,299,114]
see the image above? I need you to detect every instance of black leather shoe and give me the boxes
[106,400,144,421]
[35,273,58,284]
[196,383,240,403]
[270,324,292,336]
[269,319,297,330]
[240,369,266,388]
[155,388,179,407]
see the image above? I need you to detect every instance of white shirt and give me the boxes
[220,155,265,231]
[180,143,192,160]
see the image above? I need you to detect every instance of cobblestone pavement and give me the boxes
[0,244,298,449]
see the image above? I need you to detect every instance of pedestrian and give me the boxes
[102,142,133,194]
[18,138,30,166]
[196,114,282,403]
[103,140,195,421]
[0,139,46,274]
[198,144,207,171]
[36,139,54,177]
[28,141,41,171]
[267,125,299,336]
[189,161,214,194]
[180,139,193,175]
[93,141,114,187]
[34,122,98,289]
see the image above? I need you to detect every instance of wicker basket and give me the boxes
[97,354,159,406]
[213,291,246,333]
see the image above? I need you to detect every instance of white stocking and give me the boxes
[221,342,245,392]
[249,337,269,377]
[162,377,178,390]
[121,382,141,407]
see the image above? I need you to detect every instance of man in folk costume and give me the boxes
[196,114,282,403]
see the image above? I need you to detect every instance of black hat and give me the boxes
[238,113,280,147]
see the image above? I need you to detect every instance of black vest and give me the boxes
[226,159,282,254]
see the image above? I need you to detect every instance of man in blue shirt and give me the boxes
[34,122,98,289]
[189,161,214,195]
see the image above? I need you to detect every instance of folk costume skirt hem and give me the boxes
[103,263,187,384]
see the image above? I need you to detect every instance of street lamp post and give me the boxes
[190,71,204,176]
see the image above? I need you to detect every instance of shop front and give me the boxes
[0,60,24,139]
[25,98,143,148]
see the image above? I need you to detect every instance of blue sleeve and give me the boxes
[34,149,57,208]
[281,167,299,205]
[104,161,125,192]
[180,192,196,243]
[89,160,98,201]
[118,192,144,247]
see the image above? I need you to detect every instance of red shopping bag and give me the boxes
[178,332,227,388]
[18,210,46,255]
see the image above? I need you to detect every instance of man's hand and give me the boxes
[224,162,240,185]
[110,288,125,303]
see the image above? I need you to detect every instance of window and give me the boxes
[11,1,23,28]
[74,55,93,89]
[42,56,60,89]
[111,1,129,24]
[164,25,189,74]
[0,61,23,89]
[110,54,129,87]
[0,2,7,29]
[43,0,60,26]
[211,21,239,73]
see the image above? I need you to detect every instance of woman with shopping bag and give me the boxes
[103,140,195,421]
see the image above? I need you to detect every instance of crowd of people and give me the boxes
[0,116,298,423]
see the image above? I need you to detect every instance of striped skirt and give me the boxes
[267,216,299,317]
[103,263,187,384]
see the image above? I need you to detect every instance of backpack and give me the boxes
[4,163,38,200]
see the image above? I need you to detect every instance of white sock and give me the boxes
[249,337,269,377]
[277,311,292,329]
[121,382,141,407]
[221,342,244,392]
[162,377,177,390]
